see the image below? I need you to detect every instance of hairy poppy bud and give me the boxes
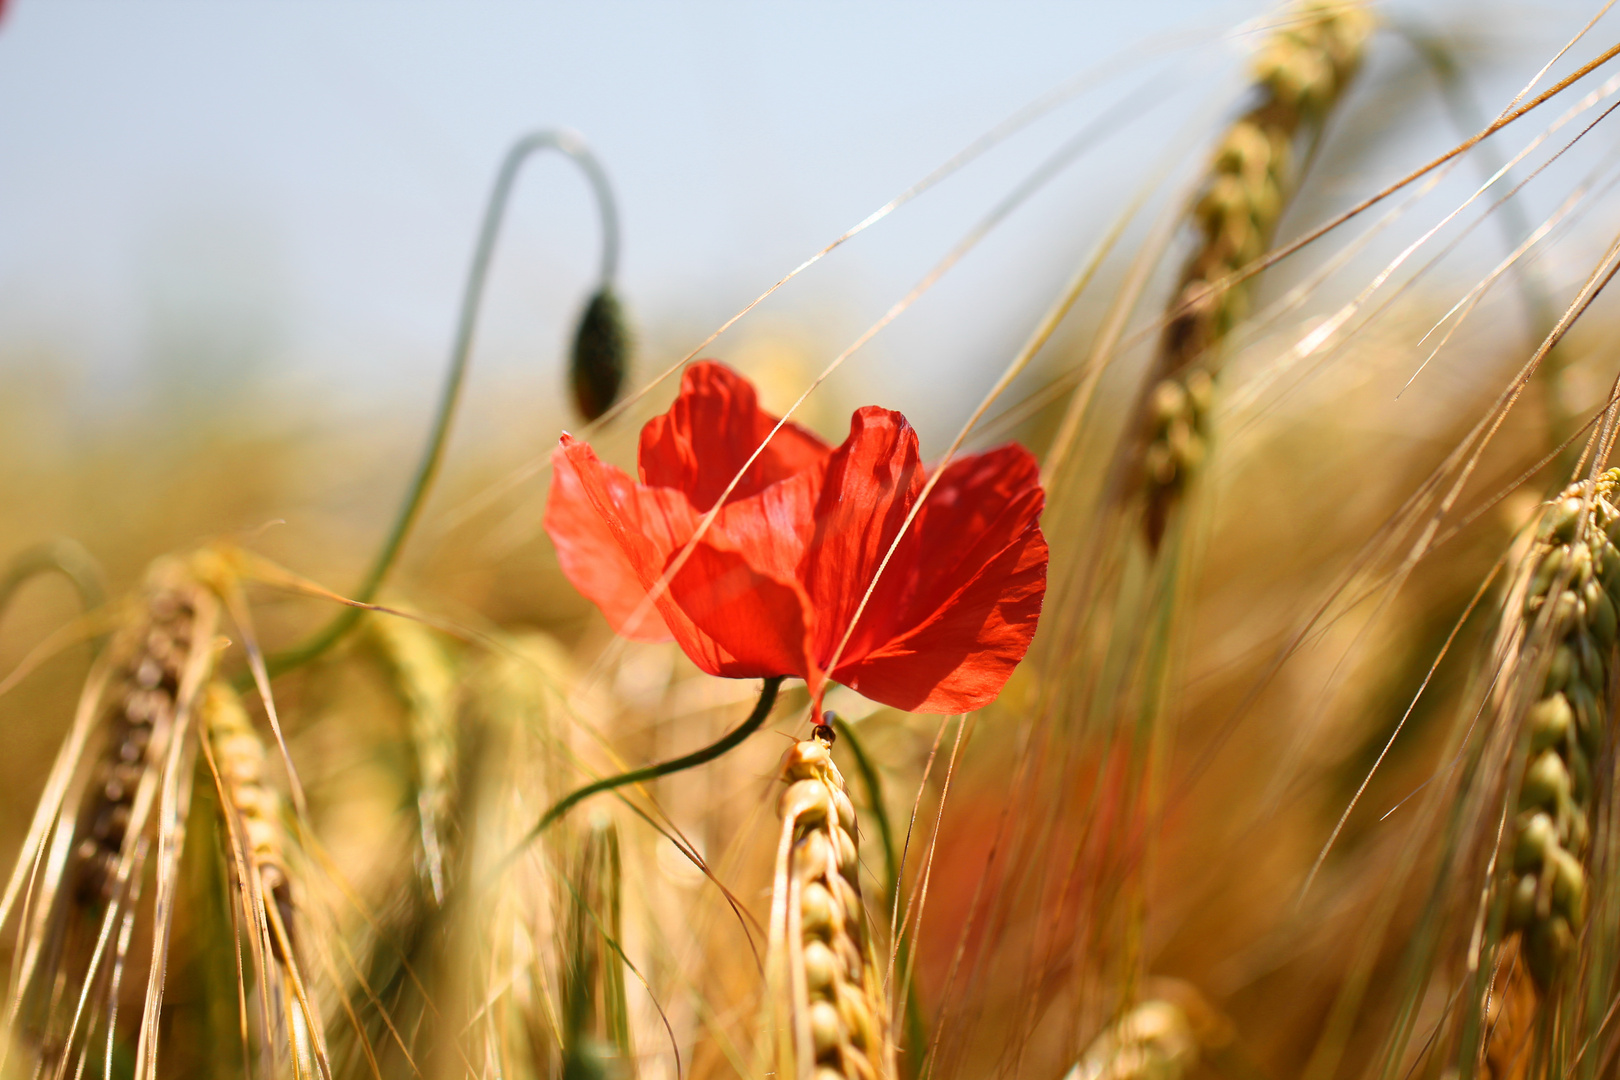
[569,285,632,422]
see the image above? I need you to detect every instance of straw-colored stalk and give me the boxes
[200,680,329,1075]
[768,727,894,1080]
[1139,0,1372,546]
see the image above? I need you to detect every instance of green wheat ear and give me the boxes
[570,286,634,423]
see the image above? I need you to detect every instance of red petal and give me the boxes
[543,437,731,678]
[545,434,816,681]
[545,436,677,641]
[666,543,816,682]
[833,444,1047,713]
[638,361,830,509]
[800,407,926,670]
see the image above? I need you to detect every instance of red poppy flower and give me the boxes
[544,361,1047,716]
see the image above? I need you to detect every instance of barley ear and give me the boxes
[368,611,461,906]
[1139,0,1372,546]
[768,725,895,1080]
[1494,475,1620,987]
[199,679,330,1076]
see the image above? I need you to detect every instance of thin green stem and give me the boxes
[528,676,784,843]
[0,538,107,634]
[262,130,621,679]
[829,716,897,906]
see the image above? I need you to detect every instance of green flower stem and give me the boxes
[828,716,897,905]
[529,676,784,843]
[262,130,621,680]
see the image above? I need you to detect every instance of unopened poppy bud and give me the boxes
[1515,812,1557,873]
[569,285,632,422]
[1527,693,1573,753]
[1520,751,1571,812]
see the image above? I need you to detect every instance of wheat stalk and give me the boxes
[1138,0,1372,546]
[768,727,894,1080]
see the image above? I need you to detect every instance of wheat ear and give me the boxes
[0,559,218,1076]
[1139,0,1372,546]
[1494,476,1620,985]
[368,611,460,905]
[200,679,330,1075]
[1064,979,1240,1080]
[768,726,894,1080]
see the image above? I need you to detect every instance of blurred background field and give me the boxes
[6,2,1620,1078]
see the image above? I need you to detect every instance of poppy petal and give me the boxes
[638,361,830,509]
[800,407,926,668]
[546,437,740,678]
[833,444,1048,713]
[666,542,816,683]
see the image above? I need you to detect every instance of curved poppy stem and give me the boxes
[530,676,784,841]
[262,130,620,679]
[0,539,108,637]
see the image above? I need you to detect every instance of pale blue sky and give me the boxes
[0,1,1608,442]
